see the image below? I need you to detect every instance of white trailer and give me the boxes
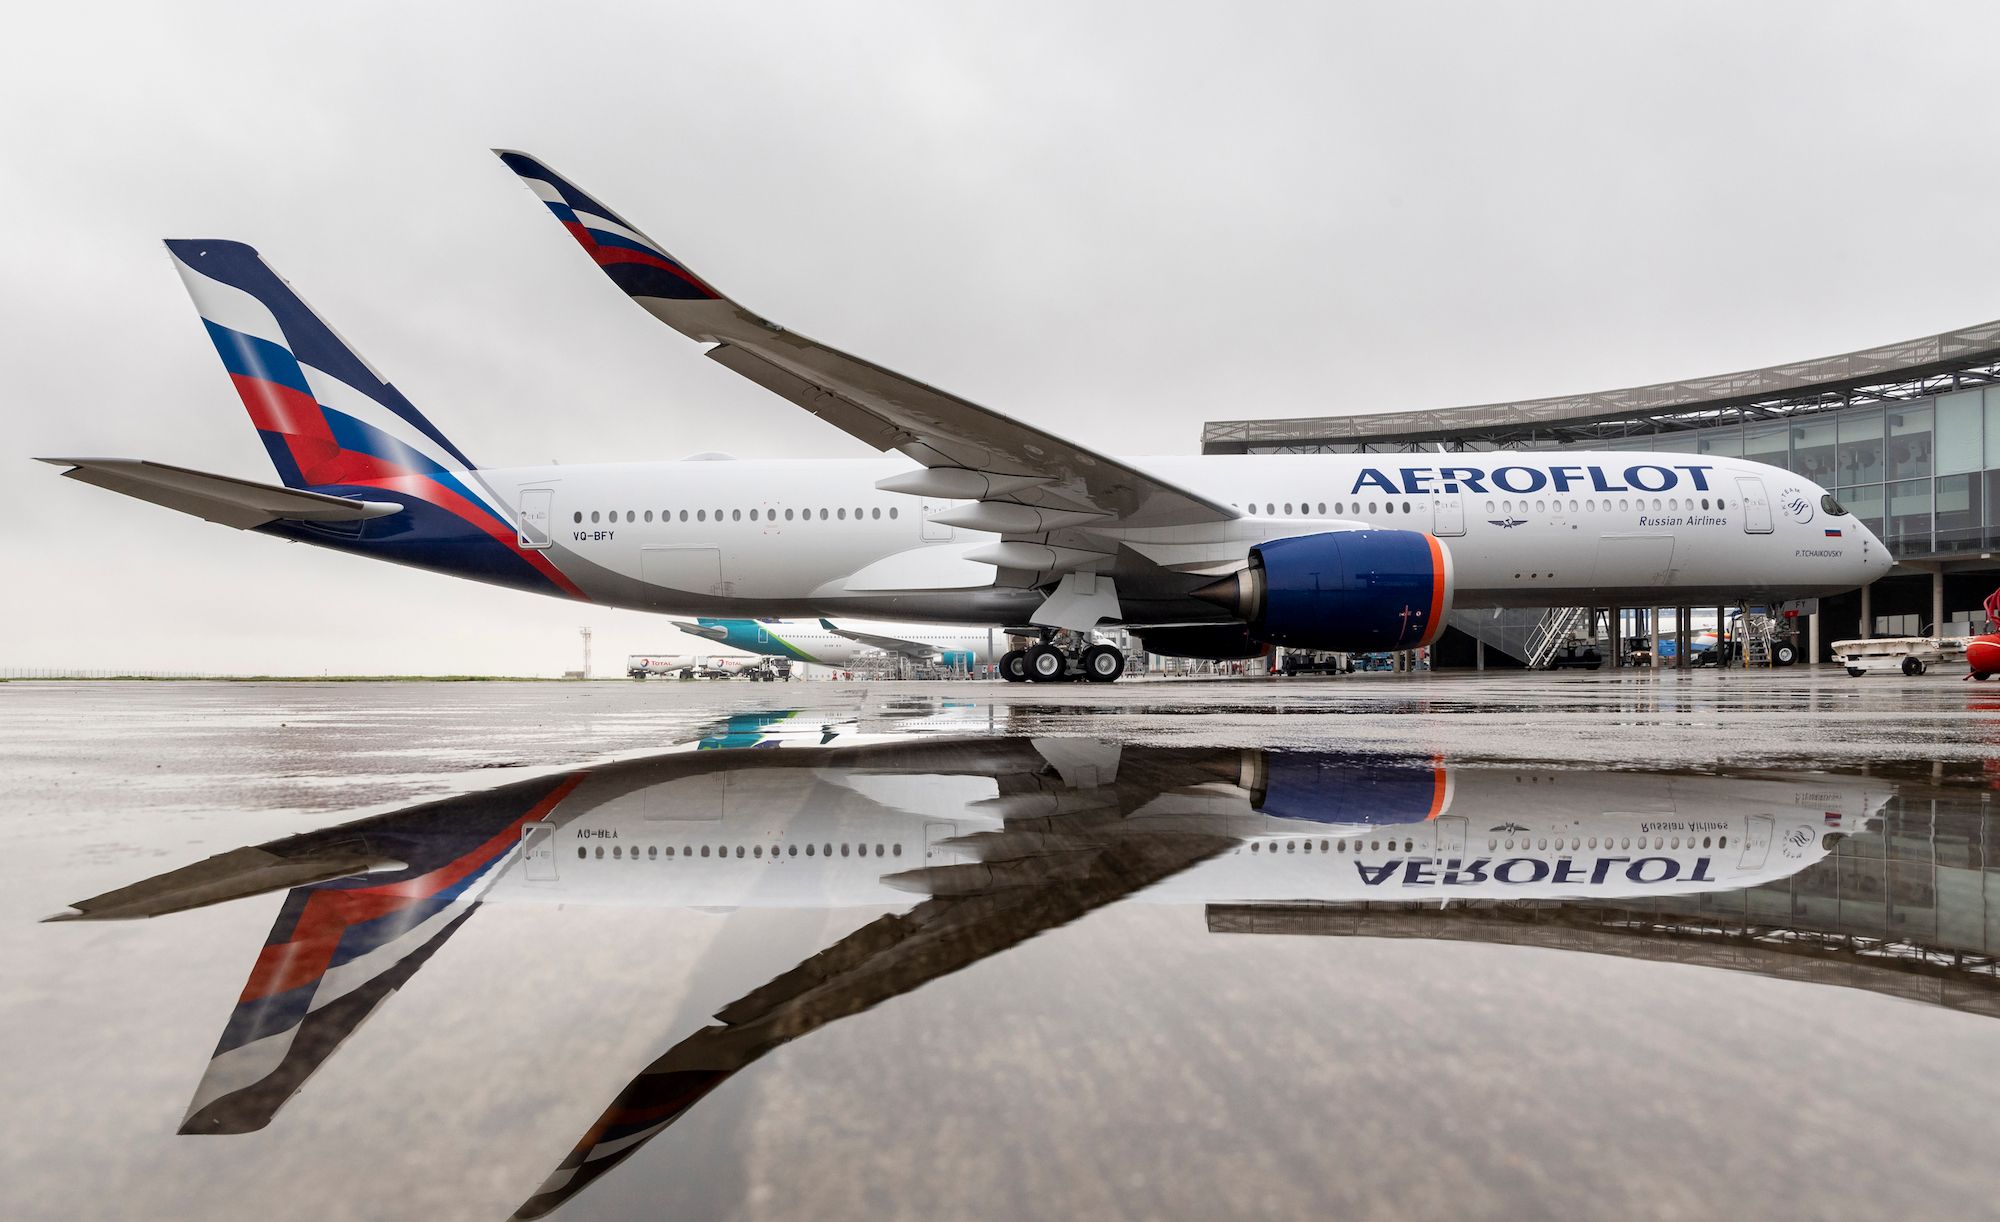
[1829,636,1967,677]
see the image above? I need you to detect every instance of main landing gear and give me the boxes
[999,630,1126,684]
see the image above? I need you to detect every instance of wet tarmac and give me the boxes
[5,671,2000,1220]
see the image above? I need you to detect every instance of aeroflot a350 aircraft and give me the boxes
[54,713,1891,1217]
[42,151,1892,681]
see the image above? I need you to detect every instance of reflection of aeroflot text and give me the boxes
[52,715,1890,1217]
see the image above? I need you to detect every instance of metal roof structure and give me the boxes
[1202,317,2000,453]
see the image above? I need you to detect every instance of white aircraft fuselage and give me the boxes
[492,749,1875,911]
[401,452,1887,624]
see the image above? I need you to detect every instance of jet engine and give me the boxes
[1236,750,1453,825]
[1193,530,1453,653]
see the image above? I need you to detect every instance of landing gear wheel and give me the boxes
[1847,667,1866,677]
[1902,656,1926,677]
[1000,649,1028,683]
[1773,644,1797,666]
[1081,644,1125,683]
[1026,644,1068,683]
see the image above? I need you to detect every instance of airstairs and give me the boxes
[1523,607,1590,669]
[1736,606,1776,668]
[1448,606,1594,669]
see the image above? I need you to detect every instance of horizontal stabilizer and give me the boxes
[37,458,403,530]
[46,845,403,921]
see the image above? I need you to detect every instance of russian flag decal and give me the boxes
[1825,528,1844,537]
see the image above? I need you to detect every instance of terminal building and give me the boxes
[1201,318,2000,667]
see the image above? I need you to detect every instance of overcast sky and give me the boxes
[8,2,2000,675]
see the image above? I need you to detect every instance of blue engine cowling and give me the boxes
[1245,751,1452,825]
[1193,530,1454,653]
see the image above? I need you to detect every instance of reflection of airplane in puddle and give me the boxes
[54,718,1889,1218]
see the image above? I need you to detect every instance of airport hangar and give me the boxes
[1200,318,2000,668]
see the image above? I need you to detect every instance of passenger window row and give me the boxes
[1249,838,1416,853]
[1486,835,1726,851]
[1241,833,1729,856]
[581,842,903,860]
[1486,497,1729,515]
[1231,501,1414,517]
[1217,497,1734,519]
[573,507,899,525]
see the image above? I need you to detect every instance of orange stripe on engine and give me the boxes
[1424,752,1456,816]
[1420,534,1448,647]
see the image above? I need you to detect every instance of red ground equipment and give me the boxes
[1968,589,2000,680]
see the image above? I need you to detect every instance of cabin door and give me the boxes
[521,821,559,881]
[1432,495,1466,537]
[1736,476,1773,533]
[1432,815,1466,860]
[1736,815,1774,870]
[517,488,554,549]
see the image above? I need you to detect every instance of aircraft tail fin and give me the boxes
[164,239,479,490]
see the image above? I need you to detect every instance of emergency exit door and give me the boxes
[921,498,954,542]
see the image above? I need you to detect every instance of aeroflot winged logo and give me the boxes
[1352,463,1717,497]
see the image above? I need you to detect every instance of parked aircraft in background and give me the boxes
[42,151,1891,682]
[673,617,996,672]
[53,712,1890,1216]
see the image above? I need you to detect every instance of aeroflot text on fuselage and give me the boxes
[1350,463,1717,496]
[1358,856,1717,888]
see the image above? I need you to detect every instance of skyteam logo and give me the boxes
[1779,487,1814,524]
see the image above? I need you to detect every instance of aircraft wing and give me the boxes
[815,618,939,660]
[496,151,1237,534]
[37,458,404,530]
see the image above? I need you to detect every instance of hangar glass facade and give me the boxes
[1202,317,2000,565]
[1581,387,2000,559]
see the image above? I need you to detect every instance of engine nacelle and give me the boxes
[1132,624,1270,661]
[1237,751,1453,825]
[1194,530,1453,653]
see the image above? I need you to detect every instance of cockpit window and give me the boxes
[1820,492,1847,517]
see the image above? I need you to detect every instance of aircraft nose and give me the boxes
[1861,524,1893,574]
